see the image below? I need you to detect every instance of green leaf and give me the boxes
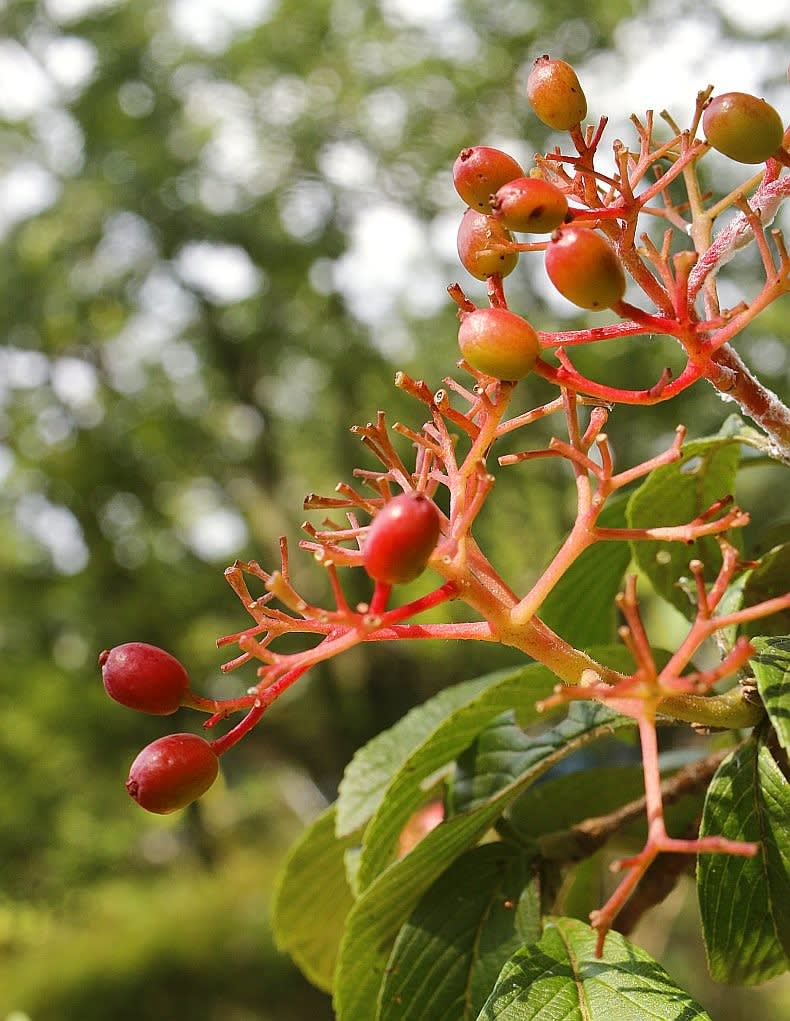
[271,805,358,993]
[378,844,541,1021]
[333,700,633,1021]
[751,636,790,750]
[337,673,504,837]
[476,916,712,1020]
[626,434,741,618]
[506,764,646,842]
[355,665,559,892]
[741,544,790,637]
[697,736,790,983]
[538,494,631,649]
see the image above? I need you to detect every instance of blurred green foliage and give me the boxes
[1,0,788,1017]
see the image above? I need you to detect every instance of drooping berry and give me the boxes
[457,208,518,280]
[453,146,524,212]
[544,226,626,310]
[457,307,540,380]
[126,733,219,814]
[703,92,784,164]
[363,492,441,585]
[527,55,587,131]
[490,176,569,233]
[99,642,190,716]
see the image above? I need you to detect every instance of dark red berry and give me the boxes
[457,208,518,280]
[126,733,219,814]
[544,226,626,310]
[457,307,539,380]
[490,176,568,233]
[453,146,524,212]
[703,92,784,164]
[363,492,441,585]
[100,642,190,715]
[527,55,587,131]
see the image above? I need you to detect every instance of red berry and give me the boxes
[453,146,524,212]
[99,642,190,716]
[126,733,219,814]
[490,176,568,233]
[703,92,784,164]
[544,226,626,310]
[527,55,587,131]
[457,307,539,380]
[363,492,441,585]
[457,208,518,280]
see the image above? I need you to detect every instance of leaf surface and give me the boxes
[750,635,790,750]
[333,700,633,1021]
[378,844,540,1021]
[271,805,358,992]
[697,737,790,983]
[476,916,712,1020]
[626,435,740,617]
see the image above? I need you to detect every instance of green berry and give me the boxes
[490,176,568,233]
[457,307,539,380]
[100,642,190,716]
[457,208,518,280]
[703,92,784,164]
[363,492,441,585]
[126,733,219,814]
[545,226,626,310]
[527,55,587,131]
[453,146,524,212]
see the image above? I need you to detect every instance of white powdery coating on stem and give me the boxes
[688,176,790,288]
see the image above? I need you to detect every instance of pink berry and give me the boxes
[544,226,626,310]
[126,733,219,814]
[457,307,539,380]
[453,146,524,212]
[457,208,518,280]
[490,176,569,233]
[703,92,784,164]
[99,642,190,716]
[527,55,587,131]
[363,492,441,585]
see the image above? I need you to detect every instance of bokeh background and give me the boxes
[1,0,788,1018]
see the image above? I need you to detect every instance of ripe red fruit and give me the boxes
[544,226,626,310]
[453,146,524,212]
[363,492,441,585]
[99,642,190,716]
[457,208,518,280]
[457,307,539,380]
[703,92,784,164]
[490,176,568,233]
[527,55,587,131]
[126,733,219,814]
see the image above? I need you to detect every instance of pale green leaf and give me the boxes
[271,805,358,992]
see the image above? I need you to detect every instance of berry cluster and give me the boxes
[102,56,789,954]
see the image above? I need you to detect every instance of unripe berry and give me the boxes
[545,226,626,310]
[457,307,539,380]
[527,55,587,131]
[457,208,518,280]
[453,146,524,212]
[703,92,784,164]
[490,176,568,233]
[99,642,190,715]
[363,492,441,585]
[126,733,219,814]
